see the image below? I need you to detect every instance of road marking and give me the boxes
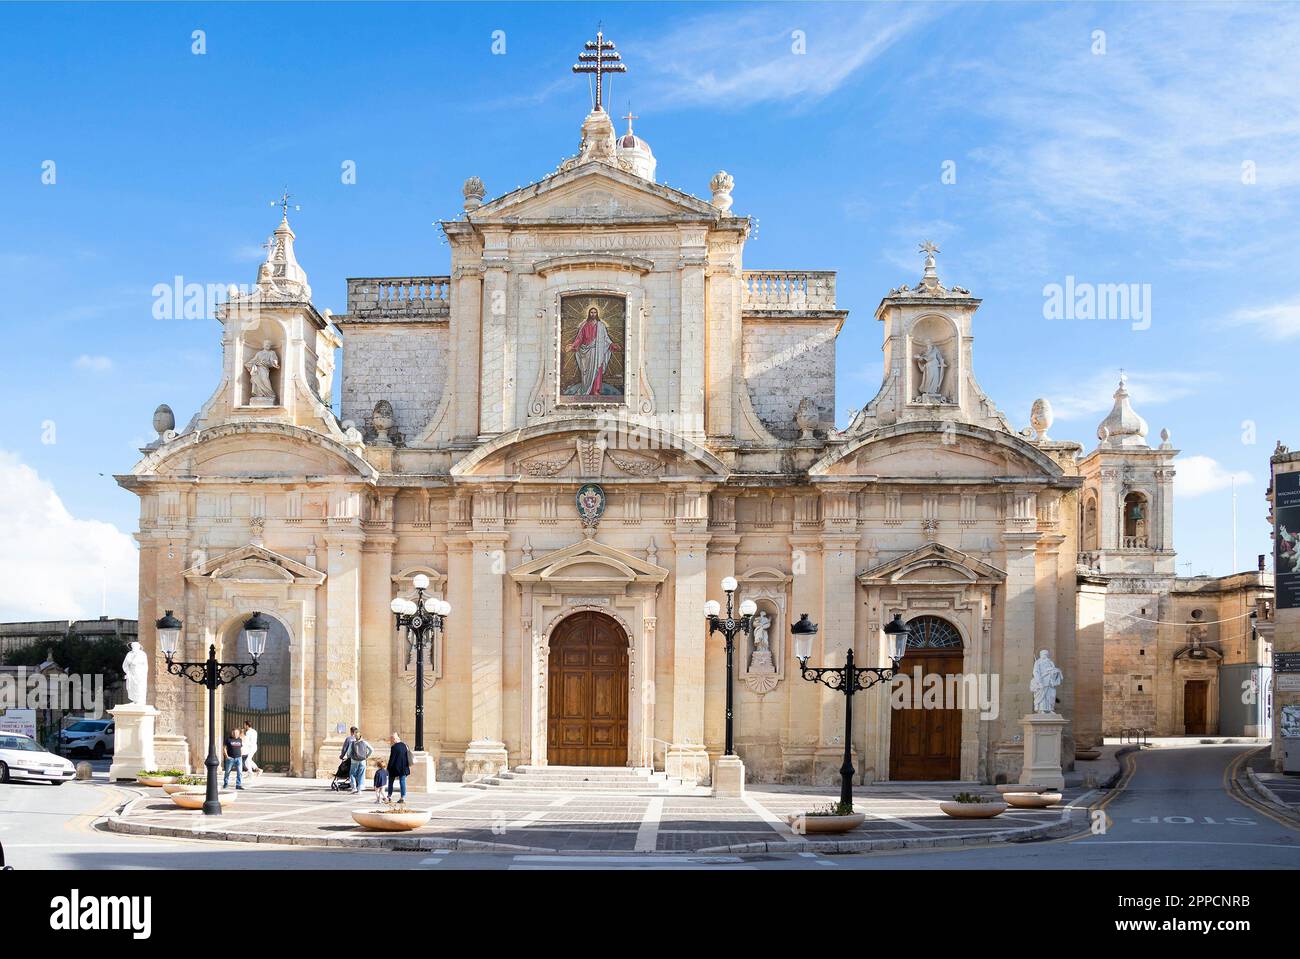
[741,793,802,843]
[1069,840,1300,850]
[1224,747,1300,832]
[635,796,663,852]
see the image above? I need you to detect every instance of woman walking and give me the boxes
[386,733,412,804]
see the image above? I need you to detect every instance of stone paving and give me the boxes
[103,776,1093,854]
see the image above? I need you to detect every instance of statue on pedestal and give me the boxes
[1029,649,1063,714]
[246,340,280,404]
[123,641,149,706]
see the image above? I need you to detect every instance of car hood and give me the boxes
[1,748,73,767]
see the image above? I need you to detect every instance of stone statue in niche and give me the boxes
[246,340,280,406]
[747,610,775,674]
[915,339,948,403]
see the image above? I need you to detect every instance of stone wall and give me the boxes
[741,315,837,438]
[339,323,448,441]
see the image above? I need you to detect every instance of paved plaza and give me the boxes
[105,775,1089,854]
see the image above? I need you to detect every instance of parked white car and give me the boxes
[0,733,76,785]
[58,719,114,758]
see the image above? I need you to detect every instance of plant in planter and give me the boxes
[939,791,1007,819]
[787,801,867,835]
[136,769,179,786]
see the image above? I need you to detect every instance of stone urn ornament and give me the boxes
[795,396,818,440]
[152,404,175,440]
[1030,398,1053,441]
[710,170,734,212]
[370,399,395,446]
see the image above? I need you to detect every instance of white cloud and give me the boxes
[1225,297,1300,340]
[1174,455,1253,498]
[74,354,113,372]
[0,451,137,620]
[1044,368,1212,423]
[634,5,935,109]
[957,7,1300,239]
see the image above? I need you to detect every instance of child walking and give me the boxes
[372,759,390,803]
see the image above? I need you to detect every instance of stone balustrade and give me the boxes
[742,270,837,310]
[1121,536,1149,550]
[346,276,450,318]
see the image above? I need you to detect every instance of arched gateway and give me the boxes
[547,611,629,766]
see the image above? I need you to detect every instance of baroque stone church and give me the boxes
[118,37,1270,786]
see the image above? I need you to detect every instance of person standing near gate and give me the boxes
[222,728,244,790]
[242,720,261,777]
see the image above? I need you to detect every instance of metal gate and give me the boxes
[223,706,289,770]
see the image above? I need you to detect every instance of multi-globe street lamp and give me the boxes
[704,576,757,757]
[390,573,451,753]
[792,612,911,810]
[156,608,269,816]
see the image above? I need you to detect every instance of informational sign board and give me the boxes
[1275,651,1300,673]
[1278,674,1300,692]
[1276,470,1300,609]
[0,708,37,739]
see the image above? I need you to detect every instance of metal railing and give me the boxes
[1119,727,1149,747]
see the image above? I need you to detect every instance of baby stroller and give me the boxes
[328,757,352,792]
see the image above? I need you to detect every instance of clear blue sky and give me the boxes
[1,1,1295,619]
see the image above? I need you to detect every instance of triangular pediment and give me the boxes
[858,543,1004,586]
[510,537,668,585]
[185,544,326,586]
[471,163,719,223]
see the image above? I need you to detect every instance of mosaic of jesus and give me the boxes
[559,294,625,403]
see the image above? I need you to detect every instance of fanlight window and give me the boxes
[905,616,963,649]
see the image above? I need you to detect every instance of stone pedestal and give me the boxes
[107,703,160,781]
[151,734,191,774]
[408,749,437,793]
[666,744,710,784]
[712,754,745,798]
[462,739,508,781]
[1019,713,1068,790]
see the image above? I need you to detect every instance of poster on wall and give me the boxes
[558,293,626,405]
[0,708,38,739]
[1276,470,1300,609]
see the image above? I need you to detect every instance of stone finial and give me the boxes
[463,176,485,212]
[710,171,735,212]
[579,109,618,164]
[1096,372,1149,447]
[795,396,818,440]
[370,399,395,446]
[1029,398,1054,441]
[1159,427,1173,450]
[152,403,175,439]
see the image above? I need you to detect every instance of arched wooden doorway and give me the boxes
[548,611,629,766]
[888,615,964,781]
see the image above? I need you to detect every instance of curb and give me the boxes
[1242,767,1300,825]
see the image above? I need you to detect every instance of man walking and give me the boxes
[347,728,372,794]
[242,720,261,777]
[222,728,244,790]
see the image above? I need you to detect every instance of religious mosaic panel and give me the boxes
[559,293,626,405]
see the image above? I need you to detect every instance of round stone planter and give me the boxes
[939,800,1007,819]
[1075,749,1102,761]
[137,776,176,788]
[1004,792,1062,809]
[351,807,433,832]
[995,783,1048,795]
[171,791,237,810]
[786,812,867,834]
[162,783,190,795]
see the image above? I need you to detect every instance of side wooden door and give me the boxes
[888,650,964,781]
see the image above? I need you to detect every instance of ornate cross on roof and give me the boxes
[572,29,626,112]
[271,188,300,219]
[919,240,940,257]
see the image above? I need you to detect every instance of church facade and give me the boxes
[118,51,1267,785]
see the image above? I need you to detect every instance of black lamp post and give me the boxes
[792,612,911,810]
[390,574,450,753]
[704,576,756,756]
[157,609,268,816]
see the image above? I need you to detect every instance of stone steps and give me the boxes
[467,765,680,792]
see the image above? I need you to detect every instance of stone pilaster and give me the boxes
[443,534,473,777]
[782,536,821,782]
[817,532,859,784]
[464,529,509,779]
[359,531,396,741]
[668,529,711,782]
[315,530,364,773]
[678,231,707,440]
[997,528,1040,779]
